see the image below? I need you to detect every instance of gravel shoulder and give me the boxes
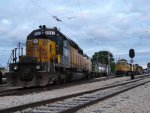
[0,75,146,110]
[77,79,150,113]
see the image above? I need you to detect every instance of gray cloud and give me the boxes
[0,0,150,68]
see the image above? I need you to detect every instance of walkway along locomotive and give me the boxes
[6,25,94,87]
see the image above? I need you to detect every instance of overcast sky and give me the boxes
[0,0,150,68]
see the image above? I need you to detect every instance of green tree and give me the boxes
[92,51,116,73]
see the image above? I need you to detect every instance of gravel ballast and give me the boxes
[0,77,131,110]
[77,80,150,113]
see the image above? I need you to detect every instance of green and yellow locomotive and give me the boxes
[6,25,91,87]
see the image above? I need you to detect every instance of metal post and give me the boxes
[21,47,23,56]
[18,42,20,57]
[97,55,98,76]
[12,49,14,63]
[131,58,133,71]
[15,48,17,63]
[107,51,110,77]
[131,58,134,79]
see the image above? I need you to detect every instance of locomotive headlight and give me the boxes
[33,39,38,44]
[36,65,41,70]
[13,66,18,70]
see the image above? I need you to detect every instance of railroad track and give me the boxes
[0,74,148,97]
[0,76,118,97]
[0,75,150,113]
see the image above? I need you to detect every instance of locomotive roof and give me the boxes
[27,27,67,40]
[118,59,127,62]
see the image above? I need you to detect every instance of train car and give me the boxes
[92,62,107,77]
[134,64,143,75]
[143,68,148,74]
[6,25,91,87]
[115,59,130,76]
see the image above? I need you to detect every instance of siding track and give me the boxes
[0,75,150,113]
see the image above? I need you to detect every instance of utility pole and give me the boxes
[107,51,110,77]
[96,55,98,76]
[18,42,21,57]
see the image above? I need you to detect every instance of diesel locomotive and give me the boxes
[6,25,92,87]
[115,59,143,76]
[115,59,130,76]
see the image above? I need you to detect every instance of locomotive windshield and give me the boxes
[27,28,56,41]
[34,30,55,36]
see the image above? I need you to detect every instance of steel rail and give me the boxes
[0,74,147,97]
[0,75,149,113]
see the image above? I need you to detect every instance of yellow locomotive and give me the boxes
[115,59,130,76]
[134,64,143,75]
[115,59,143,76]
[6,25,91,87]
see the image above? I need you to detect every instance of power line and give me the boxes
[0,50,10,52]
[30,0,79,36]
[30,0,76,22]
[123,0,150,38]
[0,50,11,54]
[77,0,105,52]
[30,0,53,17]
[29,1,84,39]
[77,0,96,53]
[77,0,89,29]
[30,0,61,23]
[30,0,105,55]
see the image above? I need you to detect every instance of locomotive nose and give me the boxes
[19,72,35,81]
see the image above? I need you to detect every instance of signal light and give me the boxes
[39,25,42,28]
[43,25,46,28]
[129,49,135,58]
